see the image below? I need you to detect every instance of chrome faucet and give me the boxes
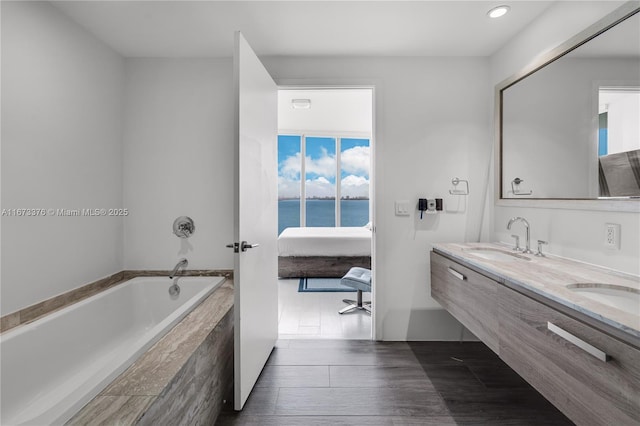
[169,258,188,279]
[507,217,533,254]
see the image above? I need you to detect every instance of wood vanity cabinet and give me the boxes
[430,251,499,353]
[499,285,640,426]
[430,249,640,426]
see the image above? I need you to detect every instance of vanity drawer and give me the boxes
[499,285,640,426]
[430,251,499,353]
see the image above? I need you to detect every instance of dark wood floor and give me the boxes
[217,340,573,425]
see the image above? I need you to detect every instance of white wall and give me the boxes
[122,59,235,271]
[490,1,640,275]
[264,56,492,340]
[7,0,629,341]
[1,1,125,314]
[4,10,485,342]
[121,56,490,341]
[490,2,626,84]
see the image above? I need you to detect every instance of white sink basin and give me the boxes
[463,247,530,262]
[567,284,640,316]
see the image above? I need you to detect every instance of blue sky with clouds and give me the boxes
[278,135,369,199]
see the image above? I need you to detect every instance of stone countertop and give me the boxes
[432,242,640,342]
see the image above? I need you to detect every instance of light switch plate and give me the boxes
[395,200,410,216]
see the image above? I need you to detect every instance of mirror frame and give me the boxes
[494,2,640,212]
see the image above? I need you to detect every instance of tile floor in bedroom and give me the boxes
[278,279,371,340]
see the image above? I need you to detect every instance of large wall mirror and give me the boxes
[497,3,639,208]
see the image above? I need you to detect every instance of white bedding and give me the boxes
[278,227,372,257]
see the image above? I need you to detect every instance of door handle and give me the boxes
[226,241,259,253]
[226,242,239,253]
[241,241,259,252]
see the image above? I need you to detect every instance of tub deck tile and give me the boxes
[65,395,155,426]
[1,271,125,333]
[67,280,234,425]
[100,281,234,397]
[0,270,232,334]
[0,311,21,333]
[122,269,233,280]
[138,309,234,425]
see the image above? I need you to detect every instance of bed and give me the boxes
[278,226,372,278]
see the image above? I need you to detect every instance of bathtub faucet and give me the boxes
[169,258,188,279]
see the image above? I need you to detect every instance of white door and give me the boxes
[231,32,279,411]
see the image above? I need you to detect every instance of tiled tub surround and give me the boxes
[68,280,234,425]
[0,276,229,425]
[432,243,640,425]
[0,269,233,333]
[433,243,640,344]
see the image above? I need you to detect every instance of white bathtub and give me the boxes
[0,276,225,425]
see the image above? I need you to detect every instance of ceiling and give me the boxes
[52,1,557,58]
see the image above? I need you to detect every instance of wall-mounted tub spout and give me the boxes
[169,258,188,279]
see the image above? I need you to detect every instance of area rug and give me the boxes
[298,277,356,292]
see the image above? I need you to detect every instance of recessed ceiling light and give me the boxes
[291,99,311,109]
[488,5,510,19]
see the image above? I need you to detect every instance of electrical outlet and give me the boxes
[604,223,621,249]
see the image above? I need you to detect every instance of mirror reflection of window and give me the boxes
[598,89,640,156]
[598,111,608,157]
[598,88,640,197]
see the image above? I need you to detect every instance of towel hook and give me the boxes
[449,178,469,195]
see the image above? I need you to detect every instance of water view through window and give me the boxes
[278,135,370,235]
[305,136,336,227]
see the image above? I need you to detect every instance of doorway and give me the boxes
[276,88,375,340]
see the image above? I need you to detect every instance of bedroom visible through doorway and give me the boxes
[277,88,374,339]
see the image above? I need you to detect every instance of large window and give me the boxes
[305,137,336,227]
[340,138,370,226]
[278,134,370,234]
[277,135,301,234]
